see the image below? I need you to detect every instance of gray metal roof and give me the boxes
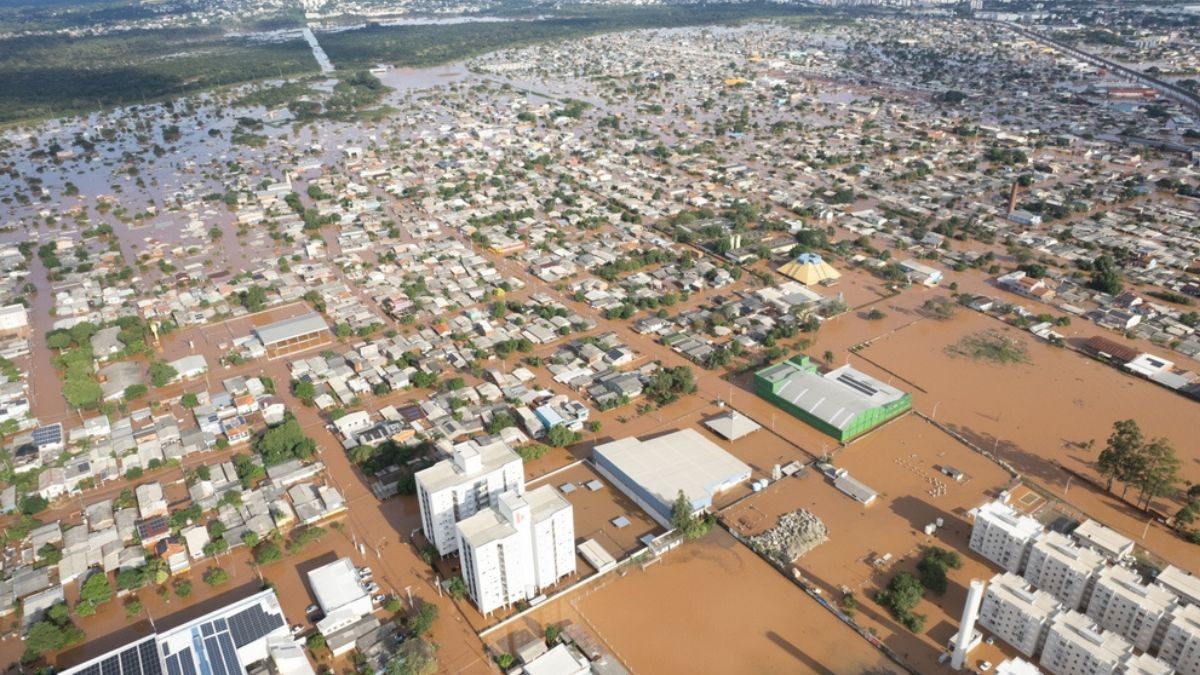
[253,312,329,346]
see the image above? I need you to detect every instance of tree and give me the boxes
[874,571,926,632]
[447,576,467,600]
[254,541,283,565]
[1134,437,1181,511]
[407,603,438,635]
[203,567,229,586]
[1097,419,1143,494]
[180,392,200,408]
[916,547,962,595]
[20,494,49,515]
[116,567,146,590]
[124,384,148,400]
[385,637,438,675]
[79,572,113,608]
[173,580,193,598]
[254,418,316,465]
[305,633,326,651]
[149,362,178,387]
[63,378,103,408]
[545,425,580,448]
[1090,255,1123,295]
[670,490,712,540]
[292,379,317,405]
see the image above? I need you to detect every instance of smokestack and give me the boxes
[1007,182,1019,214]
[952,579,986,670]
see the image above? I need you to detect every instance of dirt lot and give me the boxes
[722,414,1018,672]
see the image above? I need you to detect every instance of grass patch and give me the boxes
[946,329,1029,365]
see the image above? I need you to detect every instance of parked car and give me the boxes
[372,594,388,605]
[979,661,993,672]
[358,567,373,579]
[305,604,319,615]
[363,581,379,593]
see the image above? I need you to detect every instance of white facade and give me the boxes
[1023,531,1105,611]
[456,486,574,616]
[1085,565,1176,653]
[1156,602,1200,675]
[1156,565,1200,608]
[970,500,1043,574]
[980,572,1061,658]
[1040,611,1133,675]
[0,304,28,332]
[415,439,524,555]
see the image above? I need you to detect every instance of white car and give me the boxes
[980,661,993,672]
[363,581,379,593]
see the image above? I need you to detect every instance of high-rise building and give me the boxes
[456,486,575,616]
[1085,565,1177,653]
[1157,603,1200,675]
[1023,531,1105,611]
[969,500,1042,574]
[979,572,1061,658]
[1156,565,1200,608]
[1040,610,1133,675]
[415,438,524,555]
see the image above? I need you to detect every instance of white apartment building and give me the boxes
[1085,565,1177,653]
[455,485,575,616]
[970,500,1043,574]
[1158,603,1200,675]
[1120,652,1175,675]
[1156,565,1200,608]
[1023,531,1105,611]
[1072,520,1134,563]
[1040,610,1134,675]
[415,439,524,555]
[980,572,1062,657]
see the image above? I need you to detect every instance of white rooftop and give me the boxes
[416,438,521,493]
[1155,565,1200,606]
[1072,519,1134,559]
[307,557,368,615]
[457,485,569,548]
[974,501,1042,542]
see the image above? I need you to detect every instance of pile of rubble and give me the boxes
[748,509,828,566]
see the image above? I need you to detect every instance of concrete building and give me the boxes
[1023,531,1105,611]
[415,439,524,555]
[1085,565,1176,653]
[60,589,308,675]
[994,657,1043,675]
[1156,565,1200,608]
[1040,610,1133,675]
[307,557,373,636]
[969,500,1043,574]
[592,428,751,527]
[1120,652,1176,675]
[754,355,911,442]
[253,312,330,358]
[1158,603,1200,675]
[455,486,575,616]
[0,304,28,334]
[1072,520,1134,563]
[979,572,1061,658]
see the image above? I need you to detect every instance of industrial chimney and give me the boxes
[1007,182,1019,215]
[952,579,986,670]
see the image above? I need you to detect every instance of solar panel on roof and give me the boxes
[202,622,214,637]
[120,647,140,675]
[205,638,226,675]
[179,650,197,675]
[139,641,162,675]
[213,618,227,632]
[79,665,101,675]
[226,604,281,647]
[32,425,62,445]
[102,655,121,675]
[217,633,240,675]
[165,656,181,675]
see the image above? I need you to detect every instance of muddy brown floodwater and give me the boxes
[852,305,1200,573]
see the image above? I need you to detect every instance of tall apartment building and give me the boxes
[1156,565,1200,608]
[415,439,524,555]
[455,485,575,616]
[1040,610,1134,675]
[979,572,1061,657]
[1085,565,1177,653]
[1158,603,1200,675]
[1120,652,1176,675]
[969,500,1043,573]
[1072,520,1134,563]
[1023,531,1105,611]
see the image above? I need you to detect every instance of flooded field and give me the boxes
[490,527,902,674]
[854,308,1200,572]
[724,414,1017,672]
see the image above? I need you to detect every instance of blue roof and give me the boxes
[794,252,826,265]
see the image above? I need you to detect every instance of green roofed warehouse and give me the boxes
[755,355,911,442]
